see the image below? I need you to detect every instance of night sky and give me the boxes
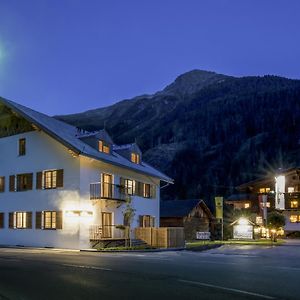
[0,0,299,115]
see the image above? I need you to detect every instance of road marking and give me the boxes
[265,266,300,271]
[62,264,112,271]
[178,279,276,299]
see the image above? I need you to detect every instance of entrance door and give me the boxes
[102,212,112,238]
[101,173,113,199]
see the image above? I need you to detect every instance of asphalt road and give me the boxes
[0,241,300,300]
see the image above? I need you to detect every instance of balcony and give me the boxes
[89,225,129,240]
[90,182,128,202]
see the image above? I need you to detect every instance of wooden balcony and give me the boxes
[90,182,127,202]
[89,225,129,240]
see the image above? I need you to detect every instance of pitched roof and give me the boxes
[160,199,213,218]
[0,97,173,183]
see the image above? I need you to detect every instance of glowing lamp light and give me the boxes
[65,210,93,217]
[238,217,249,226]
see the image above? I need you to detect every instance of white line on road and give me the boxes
[62,264,112,271]
[178,279,276,299]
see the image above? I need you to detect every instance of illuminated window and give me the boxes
[140,215,155,227]
[244,203,250,209]
[131,152,140,164]
[291,200,298,208]
[98,140,110,154]
[256,216,263,225]
[125,179,135,195]
[44,170,57,189]
[15,212,27,228]
[43,211,57,229]
[288,187,295,193]
[259,187,270,193]
[18,138,26,156]
[290,215,298,223]
[143,183,151,198]
[0,177,4,192]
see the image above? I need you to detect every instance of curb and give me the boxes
[80,247,186,253]
[186,243,223,252]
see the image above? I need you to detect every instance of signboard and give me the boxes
[233,224,253,239]
[196,232,211,240]
[215,197,223,220]
[275,175,285,210]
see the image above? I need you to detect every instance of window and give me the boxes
[139,215,155,227]
[244,203,250,209]
[10,212,32,229]
[44,170,57,189]
[19,138,26,156]
[291,200,298,208]
[36,169,64,189]
[0,177,4,192]
[16,173,33,191]
[290,215,299,223]
[256,216,263,225]
[131,152,140,164]
[143,183,151,198]
[259,187,270,194]
[44,211,57,229]
[36,211,62,230]
[98,140,110,154]
[125,179,135,195]
[288,187,295,193]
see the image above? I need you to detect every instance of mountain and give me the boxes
[56,70,300,206]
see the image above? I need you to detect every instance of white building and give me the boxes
[0,97,172,249]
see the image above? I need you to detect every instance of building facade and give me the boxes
[226,168,300,235]
[0,97,172,249]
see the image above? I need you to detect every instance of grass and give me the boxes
[186,239,285,248]
[96,245,157,251]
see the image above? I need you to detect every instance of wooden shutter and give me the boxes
[36,172,43,189]
[27,174,33,190]
[26,212,32,229]
[0,213,4,228]
[56,169,64,188]
[136,181,143,196]
[9,175,15,192]
[0,177,4,192]
[56,211,63,229]
[9,213,14,228]
[150,185,156,198]
[16,175,21,191]
[120,177,125,194]
[150,216,155,227]
[36,212,42,229]
[139,215,144,227]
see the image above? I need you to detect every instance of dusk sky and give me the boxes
[0,0,299,115]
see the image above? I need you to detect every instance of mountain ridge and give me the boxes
[56,70,300,205]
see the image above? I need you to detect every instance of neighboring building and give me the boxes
[160,199,214,240]
[0,97,172,249]
[227,168,300,235]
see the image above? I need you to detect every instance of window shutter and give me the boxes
[36,212,42,229]
[28,174,33,190]
[0,177,5,192]
[36,172,43,189]
[56,211,63,229]
[137,181,143,196]
[56,169,64,188]
[139,215,144,227]
[0,213,4,228]
[150,216,155,227]
[9,213,14,228]
[150,185,156,198]
[9,175,15,192]
[26,212,32,229]
[120,177,125,194]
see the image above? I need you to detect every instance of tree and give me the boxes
[267,211,285,242]
[122,196,136,247]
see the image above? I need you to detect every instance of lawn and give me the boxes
[186,239,285,248]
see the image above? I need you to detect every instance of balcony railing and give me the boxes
[90,182,128,201]
[89,225,129,240]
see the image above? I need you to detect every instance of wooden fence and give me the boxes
[135,227,185,248]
